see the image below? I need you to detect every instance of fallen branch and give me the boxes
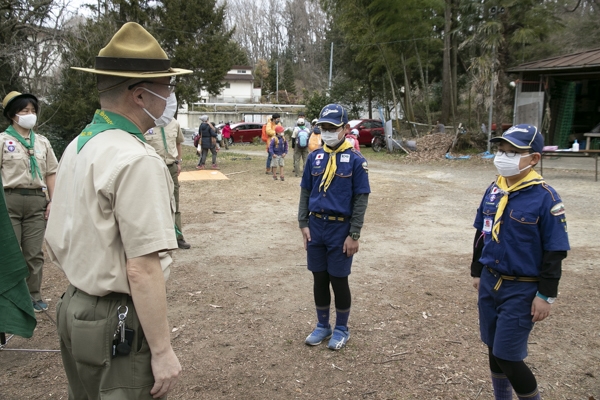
[225,170,250,176]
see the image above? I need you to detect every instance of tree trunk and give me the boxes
[441,0,453,125]
[414,40,431,126]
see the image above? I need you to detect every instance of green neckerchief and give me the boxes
[5,125,43,180]
[160,127,169,153]
[77,109,146,153]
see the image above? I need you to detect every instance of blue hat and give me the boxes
[490,124,544,154]
[317,103,348,127]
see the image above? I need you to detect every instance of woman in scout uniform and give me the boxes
[471,125,570,400]
[298,103,370,350]
[1,91,58,312]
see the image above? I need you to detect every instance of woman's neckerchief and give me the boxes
[5,125,43,180]
[492,169,544,242]
[77,109,146,153]
[319,140,353,192]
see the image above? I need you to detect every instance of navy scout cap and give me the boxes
[317,103,349,127]
[490,124,544,154]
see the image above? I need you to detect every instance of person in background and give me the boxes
[291,118,310,177]
[269,125,288,181]
[345,128,361,152]
[45,22,188,398]
[1,91,58,312]
[144,118,191,249]
[265,113,281,174]
[197,115,218,170]
[298,111,311,131]
[308,118,322,153]
[222,121,231,149]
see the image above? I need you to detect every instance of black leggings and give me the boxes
[312,271,351,310]
[488,347,537,394]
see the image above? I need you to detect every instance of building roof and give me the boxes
[224,74,254,82]
[508,47,600,73]
[231,65,252,70]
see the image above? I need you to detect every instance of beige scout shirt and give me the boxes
[143,118,184,165]
[45,128,177,297]
[0,131,58,189]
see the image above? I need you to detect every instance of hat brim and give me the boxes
[71,67,193,78]
[489,137,534,151]
[316,118,346,127]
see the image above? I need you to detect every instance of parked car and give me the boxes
[228,122,264,144]
[348,119,384,146]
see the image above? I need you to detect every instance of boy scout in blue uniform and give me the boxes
[471,125,570,400]
[298,104,370,350]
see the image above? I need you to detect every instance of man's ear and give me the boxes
[130,87,147,108]
[530,152,541,166]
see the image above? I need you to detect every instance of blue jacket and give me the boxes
[269,135,288,156]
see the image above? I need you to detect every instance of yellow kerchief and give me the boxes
[319,140,354,192]
[492,169,544,242]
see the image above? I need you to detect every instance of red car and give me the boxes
[348,119,384,146]
[229,122,264,144]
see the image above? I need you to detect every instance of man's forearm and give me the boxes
[127,253,173,356]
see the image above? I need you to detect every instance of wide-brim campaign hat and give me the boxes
[490,124,544,154]
[2,91,38,117]
[72,22,192,78]
[317,103,349,127]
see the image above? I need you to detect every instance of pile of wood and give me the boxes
[403,133,454,162]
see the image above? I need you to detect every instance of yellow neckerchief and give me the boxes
[319,140,354,192]
[492,169,544,242]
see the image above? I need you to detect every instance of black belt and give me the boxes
[310,212,348,222]
[4,188,45,196]
[486,266,539,291]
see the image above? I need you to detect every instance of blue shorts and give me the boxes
[306,215,353,277]
[478,267,537,361]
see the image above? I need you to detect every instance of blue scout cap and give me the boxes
[317,104,349,127]
[490,124,544,154]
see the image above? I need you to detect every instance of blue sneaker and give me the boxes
[305,323,332,346]
[327,326,350,350]
[32,300,48,313]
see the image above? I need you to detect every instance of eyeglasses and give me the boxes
[495,150,531,158]
[128,80,176,93]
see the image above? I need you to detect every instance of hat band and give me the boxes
[95,57,171,72]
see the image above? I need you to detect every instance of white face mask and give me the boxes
[15,114,37,130]
[494,152,533,177]
[140,88,177,127]
[321,129,342,147]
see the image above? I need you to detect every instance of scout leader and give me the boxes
[45,22,192,399]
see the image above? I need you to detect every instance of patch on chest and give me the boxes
[340,154,350,163]
[6,140,16,152]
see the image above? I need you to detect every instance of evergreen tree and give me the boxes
[282,59,296,95]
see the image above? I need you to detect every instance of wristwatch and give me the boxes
[536,291,556,304]
[349,232,360,241]
[173,159,182,165]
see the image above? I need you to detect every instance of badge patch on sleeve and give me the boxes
[362,161,368,172]
[550,202,565,216]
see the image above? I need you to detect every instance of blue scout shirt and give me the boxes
[474,181,570,277]
[300,147,370,217]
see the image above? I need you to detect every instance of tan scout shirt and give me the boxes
[45,128,177,296]
[144,118,184,165]
[0,131,58,189]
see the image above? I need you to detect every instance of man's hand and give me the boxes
[531,296,552,322]
[472,277,480,291]
[150,348,181,398]
[44,201,52,220]
[177,163,181,176]
[301,227,311,250]
[343,236,359,257]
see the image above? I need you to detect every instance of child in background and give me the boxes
[269,125,288,181]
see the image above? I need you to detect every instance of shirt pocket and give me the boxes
[508,209,539,243]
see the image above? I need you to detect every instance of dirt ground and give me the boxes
[1,146,600,400]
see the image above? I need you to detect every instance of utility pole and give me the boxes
[328,42,333,93]
[486,5,504,153]
[276,61,279,103]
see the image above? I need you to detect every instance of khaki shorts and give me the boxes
[271,155,285,167]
